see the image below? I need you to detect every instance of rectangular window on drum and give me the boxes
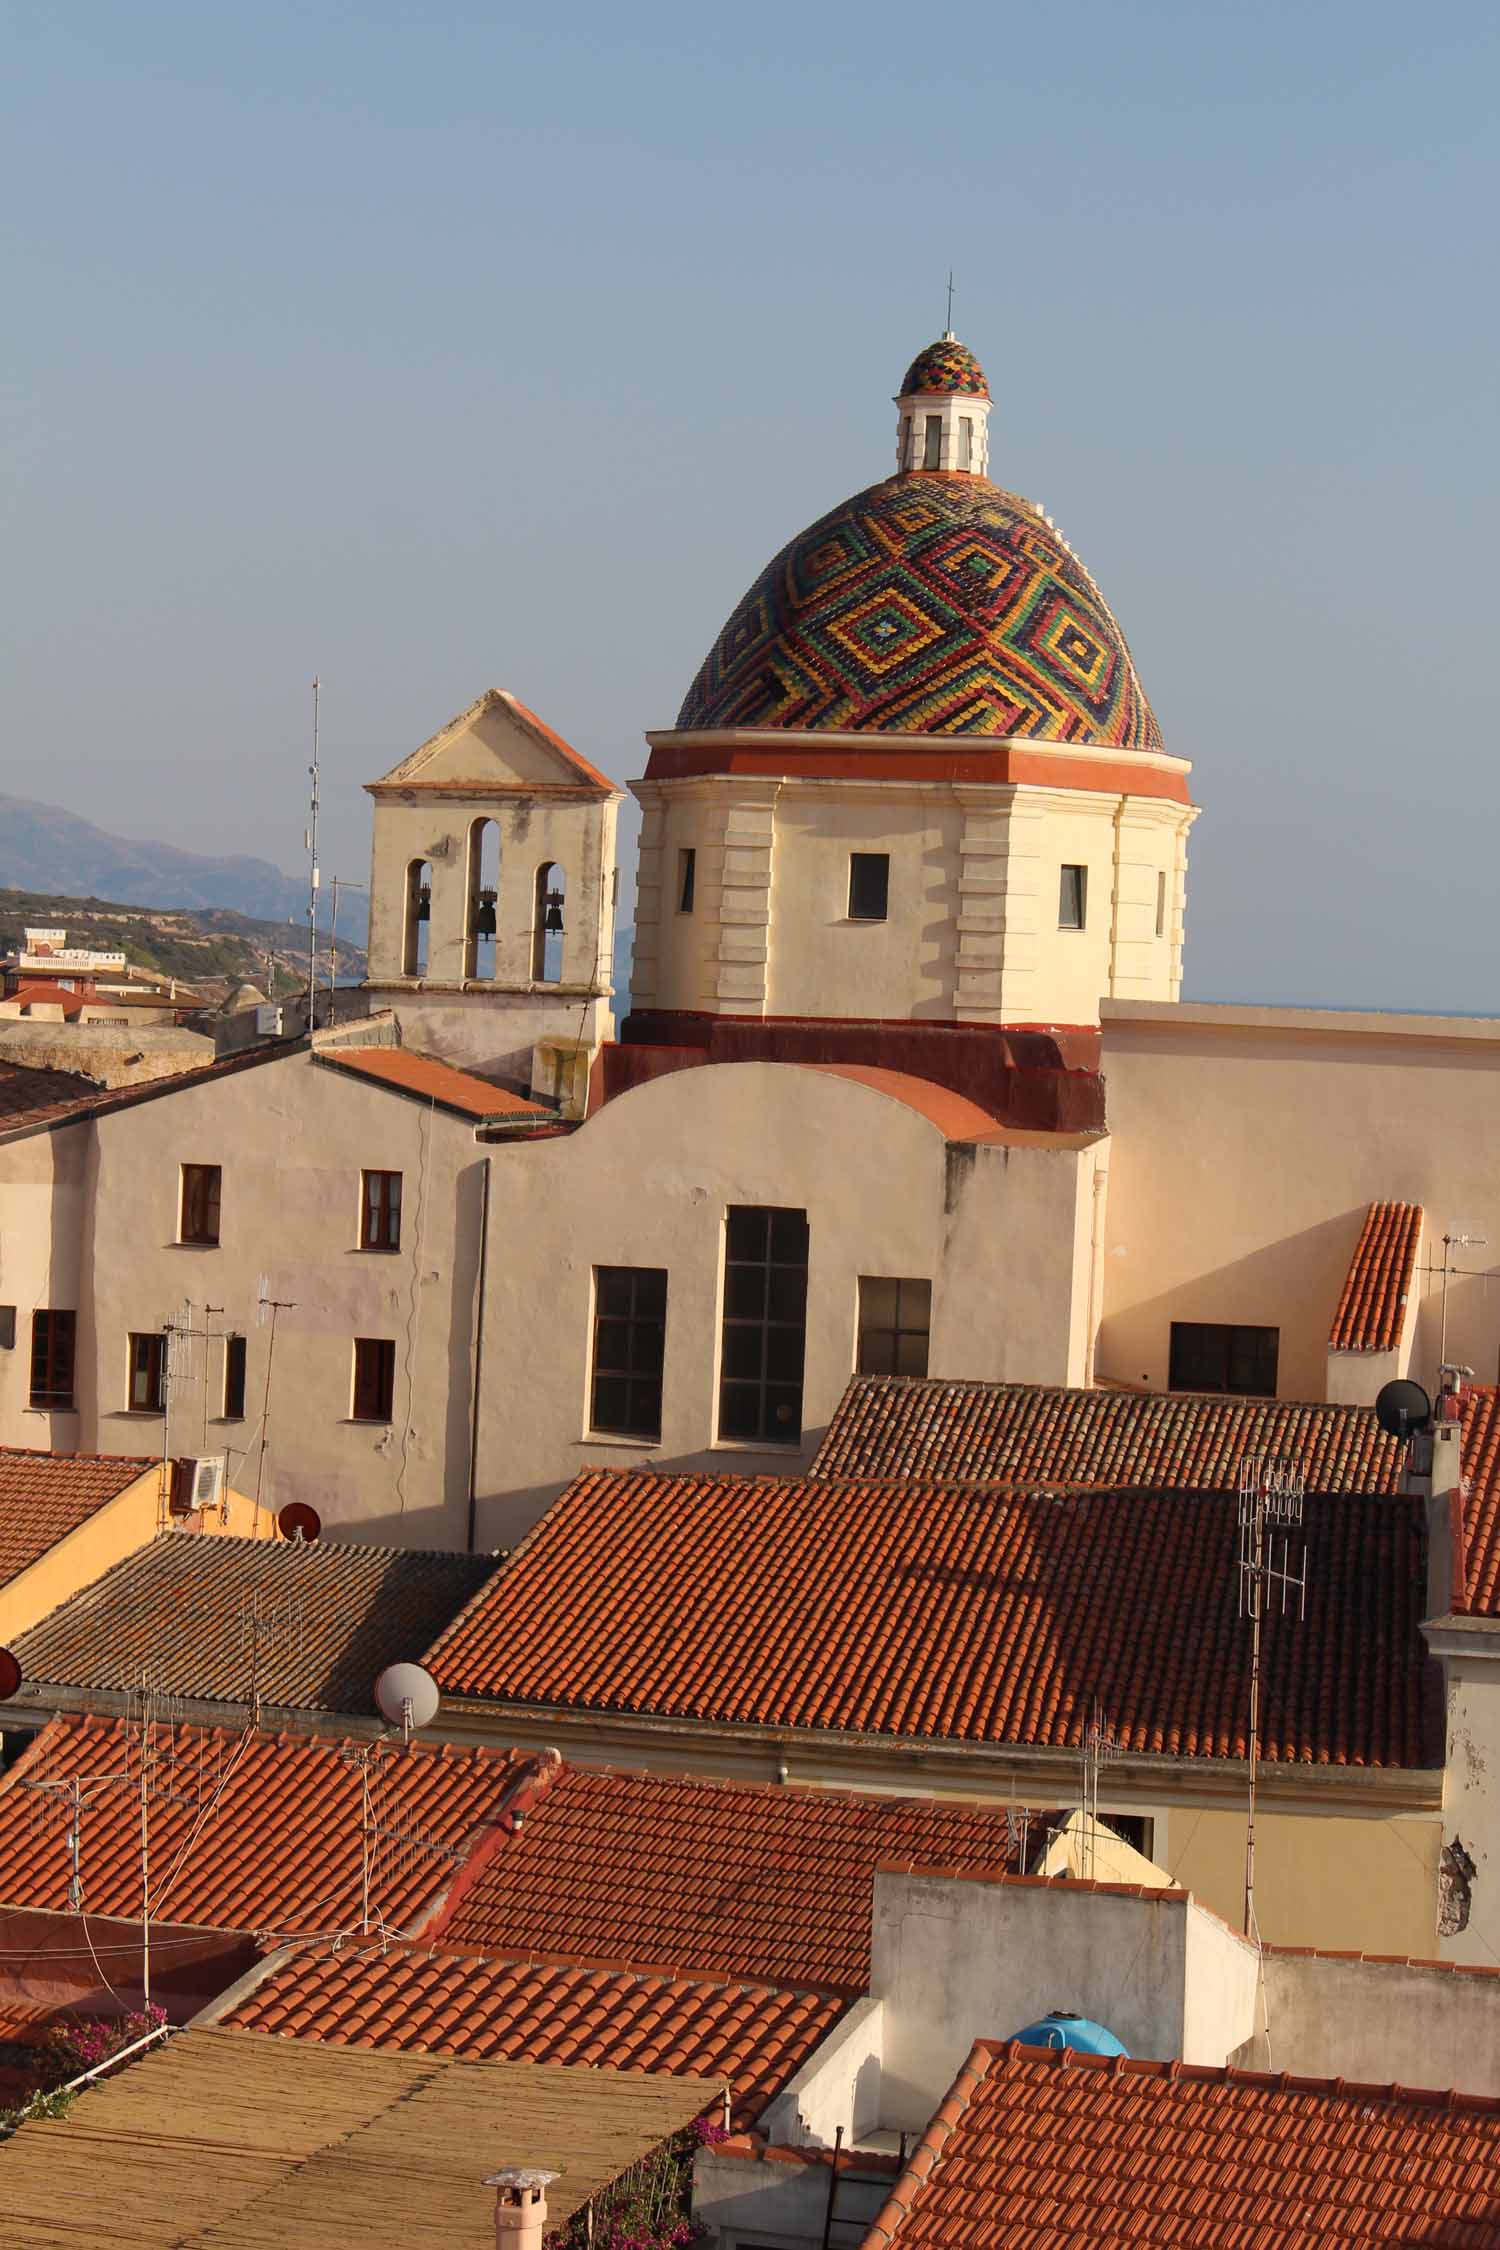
[922,415,942,469]
[1059,864,1088,930]
[718,1206,809,1445]
[590,1266,667,1439]
[1156,869,1168,938]
[857,1277,932,1378]
[677,848,696,915]
[848,853,890,922]
[960,416,974,470]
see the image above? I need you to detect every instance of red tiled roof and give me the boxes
[11,1533,495,1714]
[0,1450,155,1592]
[0,1059,107,1133]
[811,1376,1404,1489]
[4,981,87,1018]
[864,2040,1500,2250]
[1458,1384,1500,1616]
[1329,1202,1423,1351]
[221,1941,842,2126]
[0,1715,525,1935]
[319,1046,549,1121]
[426,1470,1438,1768]
[417,1760,1033,1989]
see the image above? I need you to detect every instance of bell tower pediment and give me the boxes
[372,689,618,799]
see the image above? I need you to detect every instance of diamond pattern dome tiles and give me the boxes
[676,475,1162,747]
[899,337,989,397]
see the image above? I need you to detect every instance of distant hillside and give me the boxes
[0,793,368,938]
[0,888,365,997]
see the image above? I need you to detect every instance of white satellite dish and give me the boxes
[374,1661,441,1741]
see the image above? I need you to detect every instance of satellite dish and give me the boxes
[0,1648,21,1700]
[374,1661,441,1740]
[1375,1379,1433,1440]
[277,1501,322,1543]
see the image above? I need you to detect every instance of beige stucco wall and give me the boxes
[1154,1802,1441,1955]
[0,1463,163,1643]
[1425,1624,1500,1968]
[1098,1004,1500,1400]
[473,1062,1100,1547]
[0,1125,88,1451]
[631,775,1191,1027]
[69,1053,485,1548]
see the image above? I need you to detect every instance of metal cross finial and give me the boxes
[945,270,955,333]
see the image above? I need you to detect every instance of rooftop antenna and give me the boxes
[241,1587,306,1729]
[253,1277,298,1536]
[944,269,955,336]
[305,677,321,1034]
[341,1665,449,1938]
[1237,1454,1308,1939]
[1439,1231,1488,1366]
[326,876,367,1022]
[1079,1702,1118,1881]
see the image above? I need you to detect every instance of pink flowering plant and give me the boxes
[546,2120,717,2250]
[35,2004,167,2091]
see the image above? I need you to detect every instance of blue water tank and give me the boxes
[1012,2011,1129,2056]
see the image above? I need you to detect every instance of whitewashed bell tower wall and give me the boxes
[365,690,620,1095]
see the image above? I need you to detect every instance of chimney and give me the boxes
[1410,1365,1470,1620]
[484,2168,557,2250]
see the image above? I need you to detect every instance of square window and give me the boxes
[1059,865,1088,931]
[29,1310,76,1409]
[128,1331,166,1414]
[590,1266,668,1439]
[1168,1321,1278,1398]
[360,1170,402,1251]
[677,848,696,915]
[857,1277,932,1379]
[848,853,890,922]
[352,1337,396,1422]
[180,1164,222,1246]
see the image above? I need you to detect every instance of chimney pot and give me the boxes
[484,2168,558,2250]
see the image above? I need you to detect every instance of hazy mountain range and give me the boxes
[0,792,355,933]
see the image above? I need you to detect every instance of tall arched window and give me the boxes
[532,862,566,984]
[466,818,500,980]
[403,858,431,977]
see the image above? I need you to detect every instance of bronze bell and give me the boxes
[474,889,497,938]
[543,890,565,935]
[415,886,431,923]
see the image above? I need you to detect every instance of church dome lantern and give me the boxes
[896,332,992,478]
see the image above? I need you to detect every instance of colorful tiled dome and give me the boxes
[676,474,1162,747]
[899,337,989,398]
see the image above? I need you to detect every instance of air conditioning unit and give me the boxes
[255,1004,284,1038]
[186,1454,227,1510]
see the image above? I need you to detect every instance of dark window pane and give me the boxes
[1059,865,1087,931]
[634,1269,668,1318]
[634,1322,665,1376]
[766,1385,803,1435]
[726,1207,770,1260]
[595,1319,633,1373]
[30,1310,77,1409]
[1169,1321,1278,1398]
[767,1267,808,1323]
[848,854,890,922]
[718,1382,761,1440]
[721,1324,764,1380]
[770,1208,811,1263]
[182,1164,222,1246]
[896,1330,931,1377]
[596,1270,635,1319]
[677,848,696,914]
[223,1334,247,1419]
[592,1374,632,1431]
[724,1265,767,1320]
[858,1330,898,1376]
[765,1325,805,1381]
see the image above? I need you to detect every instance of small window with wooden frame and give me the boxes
[128,1330,167,1415]
[179,1163,221,1246]
[590,1266,667,1439]
[359,1170,402,1251]
[29,1310,76,1410]
[352,1337,396,1423]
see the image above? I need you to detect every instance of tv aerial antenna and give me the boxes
[340,1665,451,1937]
[252,1277,299,1534]
[1237,1454,1308,1939]
[241,1587,307,1728]
[305,676,321,1033]
[1079,1702,1119,1882]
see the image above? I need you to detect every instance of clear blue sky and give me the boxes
[4,2,1496,1007]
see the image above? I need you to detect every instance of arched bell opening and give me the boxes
[531,862,566,984]
[466,818,501,980]
[403,858,431,977]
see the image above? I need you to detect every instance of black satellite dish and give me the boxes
[0,1648,22,1700]
[1375,1379,1432,1440]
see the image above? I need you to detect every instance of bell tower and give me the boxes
[894,334,992,477]
[364,689,621,1107]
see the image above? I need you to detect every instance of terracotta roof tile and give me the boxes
[0,1058,107,1132]
[320,1045,549,1120]
[223,1941,842,2126]
[1457,1384,1500,1616]
[11,1533,494,1713]
[863,2039,1500,2249]
[0,1450,155,1592]
[0,1714,526,1935]
[417,1761,1034,1989]
[811,1376,1406,1489]
[426,1470,1438,1768]
[1329,1202,1423,1351]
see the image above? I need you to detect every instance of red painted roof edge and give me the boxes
[408,1750,564,1941]
[318,1046,550,1121]
[969,2035,1500,2111]
[500,693,620,794]
[802,1064,1002,1140]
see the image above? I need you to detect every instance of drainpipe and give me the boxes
[465,1160,491,1554]
[485,2168,557,2250]
[1084,1153,1109,1387]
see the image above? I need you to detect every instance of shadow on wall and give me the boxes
[1094,1210,1375,1401]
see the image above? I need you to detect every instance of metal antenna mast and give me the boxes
[1237,1454,1308,1937]
[1079,1701,1118,1881]
[305,678,321,1031]
[253,1279,298,1535]
[945,270,955,332]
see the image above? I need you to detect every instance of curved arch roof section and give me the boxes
[675,475,1162,749]
[900,337,989,397]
